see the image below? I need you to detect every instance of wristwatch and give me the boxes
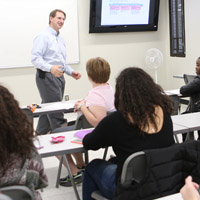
[77,103,85,111]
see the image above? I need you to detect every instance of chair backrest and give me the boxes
[74,114,93,130]
[121,152,146,187]
[168,94,180,115]
[183,74,196,84]
[74,110,116,130]
[0,185,34,200]
[115,140,200,200]
[183,74,195,112]
[0,194,12,200]
[91,190,109,200]
[21,108,34,124]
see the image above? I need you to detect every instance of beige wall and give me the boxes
[0,0,198,106]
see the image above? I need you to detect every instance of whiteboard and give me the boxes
[0,0,79,68]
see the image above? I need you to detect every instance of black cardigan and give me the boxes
[114,140,200,200]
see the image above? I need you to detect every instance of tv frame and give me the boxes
[89,0,160,33]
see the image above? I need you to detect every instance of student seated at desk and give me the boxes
[55,57,115,187]
[82,67,175,200]
[180,57,200,141]
[0,85,48,200]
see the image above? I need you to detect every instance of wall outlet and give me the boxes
[65,94,69,101]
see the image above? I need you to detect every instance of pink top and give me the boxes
[85,83,115,111]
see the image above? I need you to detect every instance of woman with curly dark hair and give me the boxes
[82,67,175,200]
[0,85,48,200]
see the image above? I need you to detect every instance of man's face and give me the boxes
[196,59,200,75]
[50,11,65,32]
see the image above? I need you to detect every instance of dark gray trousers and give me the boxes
[36,71,67,134]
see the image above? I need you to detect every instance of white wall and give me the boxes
[0,0,198,106]
[165,0,200,90]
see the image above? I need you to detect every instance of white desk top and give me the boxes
[155,193,182,200]
[35,122,190,159]
[22,100,77,117]
[173,75,184,79]
[172,112,200,132]
[35,129,91,158]
[34,117,194,158]
[173,123,189,134]
[165,89,182,97]
[35,128,93,200]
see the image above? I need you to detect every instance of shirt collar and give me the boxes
[48,26,59,36]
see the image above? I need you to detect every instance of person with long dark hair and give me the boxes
[0,85,48,200]
[82,67,175,199]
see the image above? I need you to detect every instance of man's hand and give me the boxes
[72,71,81,80]
[50,65,64,77]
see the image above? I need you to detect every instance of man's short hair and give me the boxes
[49,9,66,24]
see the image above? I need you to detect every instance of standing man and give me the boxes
[32,9,81,135]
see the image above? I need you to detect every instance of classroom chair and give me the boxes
[169,94,180,115]
[182,74,197,140]
[0,194,12,200]
[92,140,200,200]
[21,108,34,125]
[183,74,196,84]
[183,74,195,112]
[0,185,34,200]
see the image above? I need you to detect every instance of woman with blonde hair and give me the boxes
[58,57,115,187]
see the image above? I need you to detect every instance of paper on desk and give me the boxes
[41,102,74,110]
[74,129,93,139]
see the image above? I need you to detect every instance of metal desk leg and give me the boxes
[186,131,194,141]
[55,155,63,188]
[103,147,109,160]
[174,134,180,143]
[84,151,89,165]
[63,155,80,200]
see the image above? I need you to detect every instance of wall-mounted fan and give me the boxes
[145,48,163,83]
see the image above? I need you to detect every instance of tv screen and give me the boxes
[89,0,160,33]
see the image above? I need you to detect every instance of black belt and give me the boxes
[37,69,48,79]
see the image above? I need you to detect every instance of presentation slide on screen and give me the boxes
[101,0,150,26]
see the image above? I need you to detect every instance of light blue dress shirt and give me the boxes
[31,26,73,75]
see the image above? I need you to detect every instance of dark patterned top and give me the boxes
[0,149,48,200]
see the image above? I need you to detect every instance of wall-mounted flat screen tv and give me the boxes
[89,0,160,33]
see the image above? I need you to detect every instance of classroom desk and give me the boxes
[173,74,196,80]
[155,193,183,200]
[172,112,200,132]
[34,122,190,199]
[165,89,190,105]
[165,89,182,97]
[35,129,90,200]
[31,100,76,117]
[173,123,189,143]
[173,75,184,79]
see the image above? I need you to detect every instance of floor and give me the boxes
[40,149,114,200]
